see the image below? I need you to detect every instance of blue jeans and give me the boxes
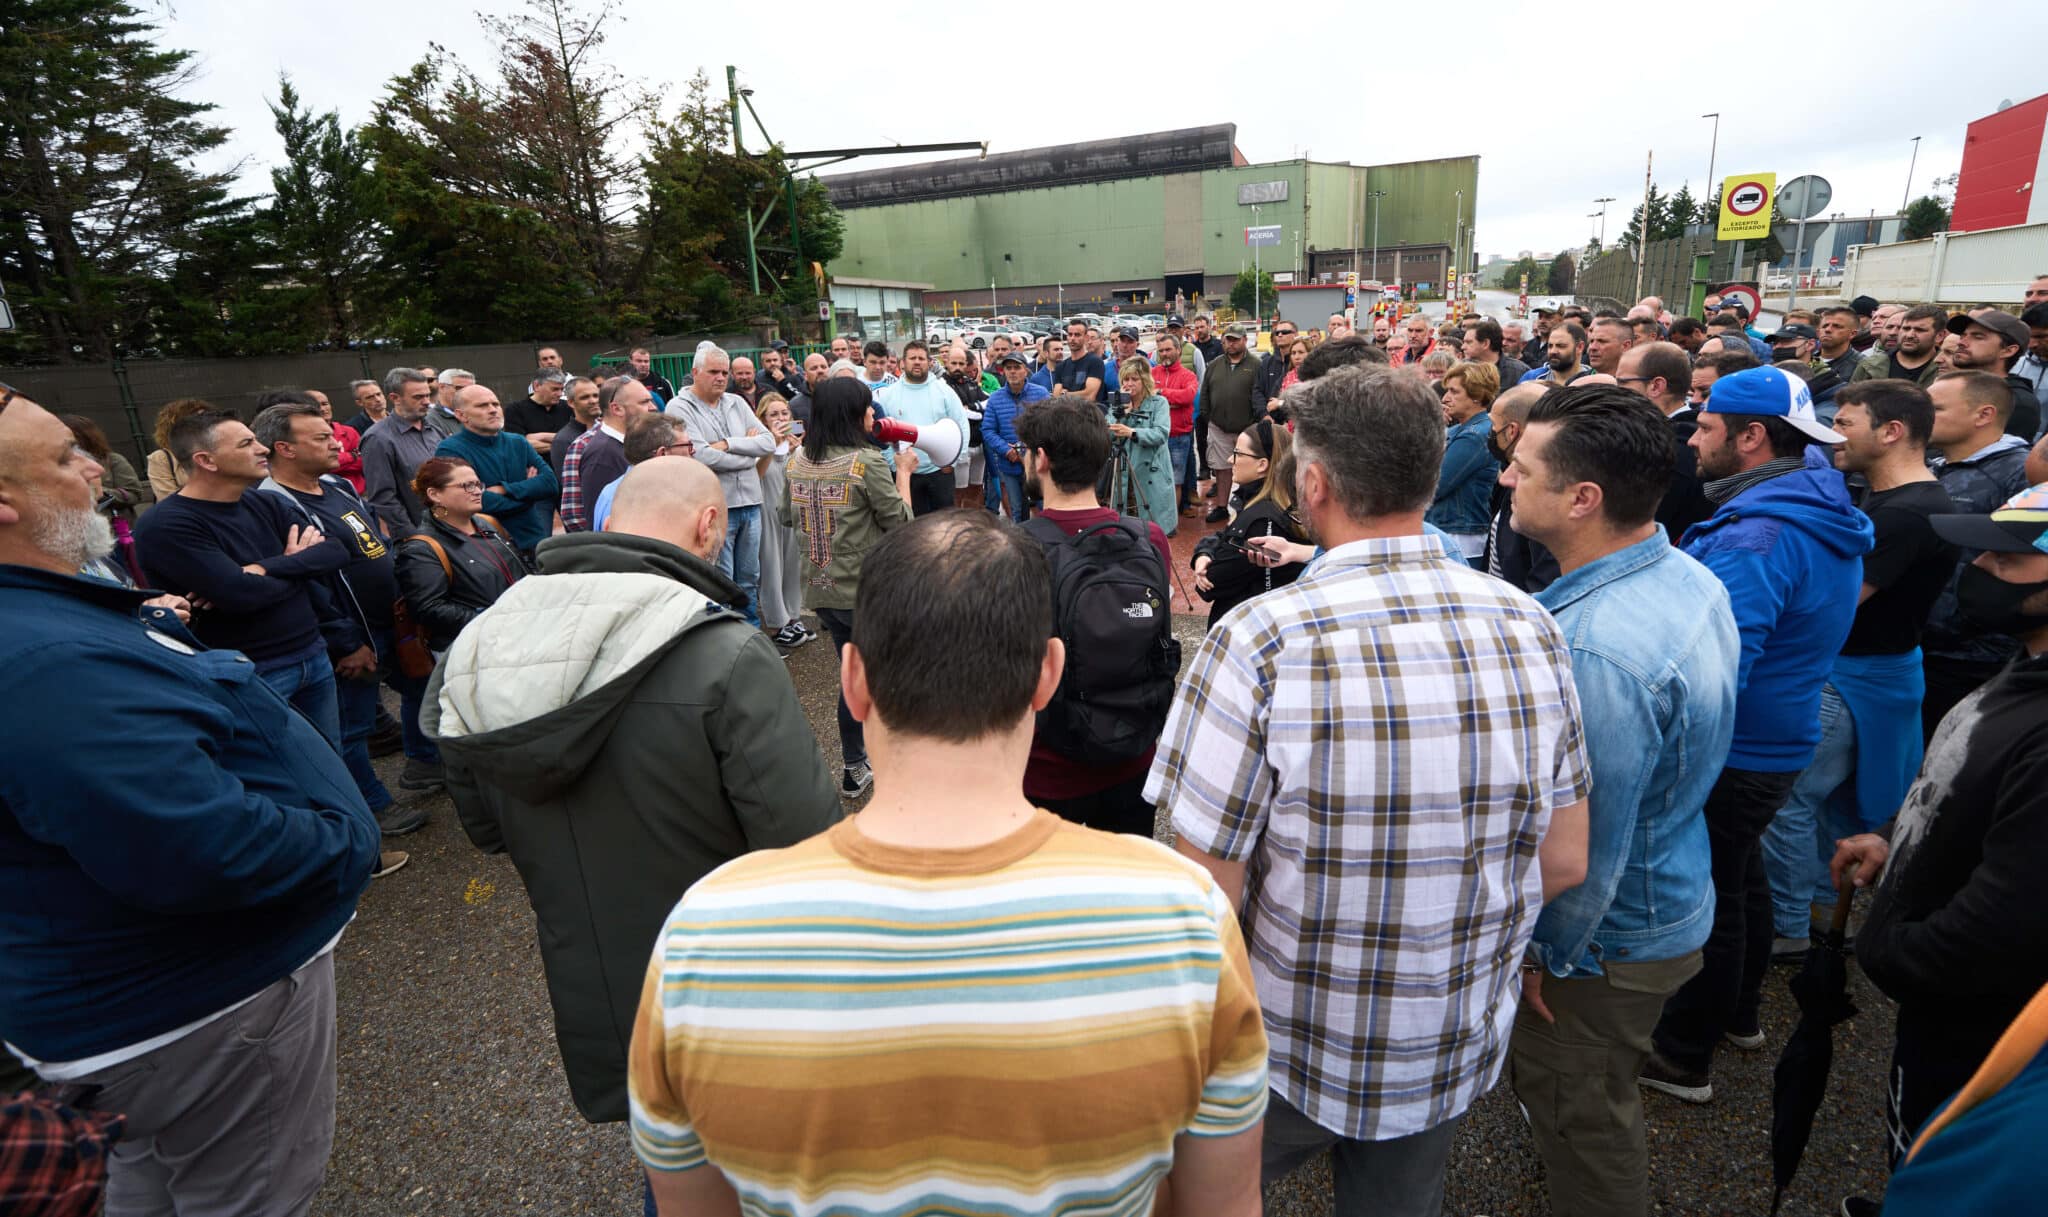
[985,459,1026,522]
[256,648,342,754]
[1761,684,1860,938]
[718,504,763,626]
[370,625,437,763]
[336,667,394,814]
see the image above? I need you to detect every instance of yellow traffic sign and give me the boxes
[1717,173,1777,241]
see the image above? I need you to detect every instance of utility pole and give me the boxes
[1252,203,1262,325]
[1633,151,1653,302]
[1367,189,1387,283]
[726,67,761,295]
[1452,189,1463,303]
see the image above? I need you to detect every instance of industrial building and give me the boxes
[820,125,1478,337]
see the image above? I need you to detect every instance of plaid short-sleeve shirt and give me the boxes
[1148,533,1591,1141]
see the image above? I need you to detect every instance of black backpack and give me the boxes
[1022,517,1183,764]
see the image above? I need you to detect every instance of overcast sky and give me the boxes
[155,0,2047,260]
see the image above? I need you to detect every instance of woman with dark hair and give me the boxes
[395,456,530,652]
[1190,417,1308,626]
[780,377,917,799]
[62,414,151,522]
[145,398,213,501]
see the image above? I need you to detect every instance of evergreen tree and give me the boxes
[1546,252,1575,295]
[1665,184,1699,239]
[0,0,249,361]
[266,75,383,348]
[1901,195,1952,240]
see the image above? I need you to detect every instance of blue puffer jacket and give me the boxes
[1681,453,1874,771]
[982,381,1052,466]
[0,565,377,1062]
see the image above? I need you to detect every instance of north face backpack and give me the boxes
[1021,517,1183,764]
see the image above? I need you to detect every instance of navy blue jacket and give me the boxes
[0,566,377,1062]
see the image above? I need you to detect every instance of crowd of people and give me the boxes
[1,271,2047,1217]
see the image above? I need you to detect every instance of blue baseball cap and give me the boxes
[1701,364,1845,444]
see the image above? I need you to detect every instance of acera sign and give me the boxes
[1716,172,1777,241]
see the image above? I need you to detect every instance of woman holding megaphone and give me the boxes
[779,377,917,800]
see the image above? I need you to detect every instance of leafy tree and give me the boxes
[1546,252,1575,295]
[0,0,250,362]
[1229,267,1276,316]
[1901,195,1952,240]
[265,75,383,348]
[1494,255,1541,290]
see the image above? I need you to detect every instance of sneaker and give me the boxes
[376,803,428,837]
[1773,935,1812,965]
[1725,1024,1767,1051]
[840,762,874,799]
[1840,1199,1881,1217]
[1205,505,1229,523]
[371,850,410,879]
[773,622,813,650]
[1638,1051,1713,1104]
[399,757,444,793]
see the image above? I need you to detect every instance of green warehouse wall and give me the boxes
[828,155,1478,292]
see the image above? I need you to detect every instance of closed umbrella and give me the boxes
[1768,870,1861,1215]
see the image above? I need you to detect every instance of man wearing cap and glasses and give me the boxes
[1946,308,2042,441]
[1825,482,2048,1211]
[1766,322,1846,420]
[1639,366,1874,1106]
[1198,324,1262,524]
[1252,322,1301,414]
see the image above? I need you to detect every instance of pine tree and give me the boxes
[1665,184,1699,239]
[266,75,383,348]
[1546,253,1575,295]
[0,0,249,361]
[1901,195,1952,240]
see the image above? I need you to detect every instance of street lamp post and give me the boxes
[1902,135,1922,213]
[1452,189,1463,303]
[1593,197,1616,250]
[1703,113,1720,200]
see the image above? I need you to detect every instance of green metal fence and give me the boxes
[590,343,832,389]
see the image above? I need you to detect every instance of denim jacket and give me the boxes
[1529,528,1740,976]
[1425,412,1495,535]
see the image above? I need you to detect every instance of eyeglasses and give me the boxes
[1616,376,1650,385]
[1275,329,1296,337]
[446,479,485,491]
[660,439,696,453]
[1231,447,1262,460]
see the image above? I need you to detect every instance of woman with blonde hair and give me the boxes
[1190,417,1309,625]
[1428,361,1501,566]
[751,392,814,649]
[146,398,215,500]
[1105,356,1177,537]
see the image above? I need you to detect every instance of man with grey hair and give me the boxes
[361,366,441,534]
[550,376,601,480]
[506,368,573,456]
[1150,364,1591,1216]
[427,368,474,438]
[1502,319,1530,363]
[664,345,774,626]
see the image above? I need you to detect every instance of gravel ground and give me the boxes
[313,613,1895,1216]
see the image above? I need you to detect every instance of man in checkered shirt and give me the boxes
[1149,364,1593,1217]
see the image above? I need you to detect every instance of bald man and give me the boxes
[423,452,839,1135]
[1483,382,1560,593]
[434,382,558,557]
[0,393,380,1210]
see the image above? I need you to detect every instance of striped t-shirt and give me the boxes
[627,809,1268,1217]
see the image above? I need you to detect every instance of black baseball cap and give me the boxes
[768,338,790,351]
[995,350,1029,366]
[1114,326,1139,342]
[1931,485,2048,554]
[1167,314,1186,327]
[1767,323,1818,342]
[1851,295,1881,317]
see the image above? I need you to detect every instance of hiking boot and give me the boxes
[372,850,410,879]
[840,762,874,799]
[399,757,444,793]
[1638,1051,1713,1104]
[377,803,428,837]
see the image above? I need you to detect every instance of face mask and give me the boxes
[1771,346,1800,362]
[1486,429,1512,465]
[1957,563,2048,636]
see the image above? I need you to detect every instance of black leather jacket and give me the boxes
[394,514,530,650]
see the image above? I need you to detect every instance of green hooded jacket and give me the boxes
[425,530,840,1122]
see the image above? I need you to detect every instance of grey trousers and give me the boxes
[1260,1089,1463,1217]
[1508,952,1702,1217]
[68,952,339,1217]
